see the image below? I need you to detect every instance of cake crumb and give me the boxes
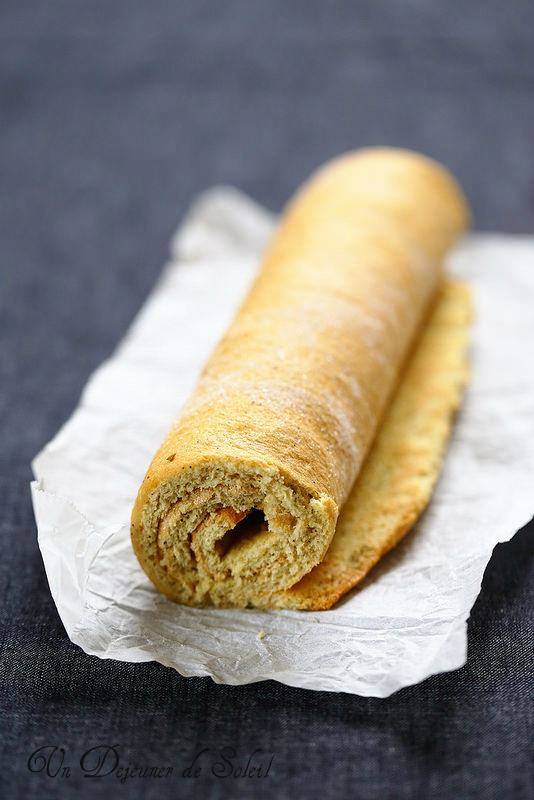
[256,630,266,640]
[311,617,319,623]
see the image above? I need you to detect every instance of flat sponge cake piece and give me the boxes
[258,279,472,609]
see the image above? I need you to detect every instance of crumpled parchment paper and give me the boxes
[30,186,534,696]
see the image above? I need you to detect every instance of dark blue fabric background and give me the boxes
[2,2,533,797]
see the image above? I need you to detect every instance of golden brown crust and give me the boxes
[131,148,470,608]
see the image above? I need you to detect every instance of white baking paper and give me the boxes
[30,187,534,696]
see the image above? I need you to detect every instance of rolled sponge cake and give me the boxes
[131,148,470,608]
